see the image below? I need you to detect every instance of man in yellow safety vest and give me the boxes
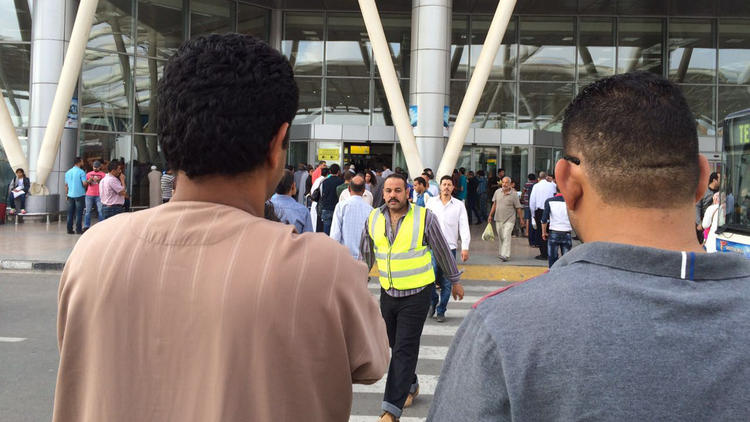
[360,173,464,422]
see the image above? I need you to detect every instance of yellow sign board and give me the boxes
[739,123,750,145]
[350,145,370,155]
[317,148,340,162]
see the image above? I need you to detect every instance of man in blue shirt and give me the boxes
[64,157,88,234]
[330,174,372,259]
[456,167,468,201]
[270,169,312,233]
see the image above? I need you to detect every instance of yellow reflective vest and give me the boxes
[368,203,434,291]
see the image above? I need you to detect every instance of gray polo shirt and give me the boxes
[429,242,750,421]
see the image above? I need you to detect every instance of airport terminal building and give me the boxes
[1,0,749,209]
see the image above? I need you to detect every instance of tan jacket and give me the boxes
[54,201,389,421]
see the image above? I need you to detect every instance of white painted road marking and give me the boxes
[350,417,425,422]
[0,336,27,342]
[354,374,440,395]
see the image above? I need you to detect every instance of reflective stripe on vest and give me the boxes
[368,204,434,291]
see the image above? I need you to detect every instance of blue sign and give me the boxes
[717,238,750,259]
[409,105,417,127]
[444,105,450,127]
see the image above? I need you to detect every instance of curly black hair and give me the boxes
[158,34,299,177]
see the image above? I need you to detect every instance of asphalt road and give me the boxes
[0,272,60,422]
[0,272,507,421]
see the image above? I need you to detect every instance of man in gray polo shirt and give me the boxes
[429,72,750,421]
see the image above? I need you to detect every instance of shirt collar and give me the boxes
[555,241,750,281]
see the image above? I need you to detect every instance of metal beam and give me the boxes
[437,0,517,179]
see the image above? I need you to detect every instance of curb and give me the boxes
[1,260,65,272]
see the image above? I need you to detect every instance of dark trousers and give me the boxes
[431,249,456,316]
[321,209,334,235]
[524,207,535,245]
[465,196,482,224]
[67,196,85,233]
[547,231,572,267]
[380,284,434,417]
[102,204,125,220]
[534,209,547,258]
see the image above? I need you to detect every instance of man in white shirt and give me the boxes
[340,182,374,205]
[425,175,470,322]
[528,171,557,260]
[331,175,373,259]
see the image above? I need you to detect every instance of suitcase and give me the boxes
[0,202,6,224]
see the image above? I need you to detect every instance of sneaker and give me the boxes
[67,230,75,235]
[379,411,399,422]
[404,385,420,407]
[436,314,446,323]
[427,304,435,319]
[534,255,548,260]
[497,256,508,262]
[20,209,26,214]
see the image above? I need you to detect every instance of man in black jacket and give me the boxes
[320,163,343,235]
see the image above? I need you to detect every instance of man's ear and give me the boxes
[695,154,710,204]
[555,158,583,210]
[267,122,290,170]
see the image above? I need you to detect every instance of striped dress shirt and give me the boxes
[330,195,373,260]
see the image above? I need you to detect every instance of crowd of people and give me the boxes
[50,34,750,422]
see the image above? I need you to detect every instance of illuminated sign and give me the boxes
[350,145,370,155]
[738,123,750,145]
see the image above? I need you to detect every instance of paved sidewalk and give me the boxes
[0,214,555,278]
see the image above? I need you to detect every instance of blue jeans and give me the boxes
[321,209,334,235]
[524,207,535,245]
[84,195,102,228]
[67,196,85,233]
[431,249,456,316]
[547,231,572,267]
[102,204,125,220]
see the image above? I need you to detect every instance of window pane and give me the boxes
[519,17,575,82]
[191,0,234,37]
[451,15,469,80]
[534,147,554,175]
[518,83,575,131]
[325,78,370,125]
[80,51,132,132]
[88,0,134,53]
[578,18,615,82]
[471,16,517,81]
[449,80,466,126]
[282,12,324,76]
[618,18,664,75]
[294,77,322,124]
[719,19,750,85]
[472,81,515,129]
[375,14,411,78]
[577,0,615,15]
[719,85,750,128]
[517,0,576,14]
[679,85,716,136]
[80,131,121,166]
[238,3,269,40]
[326,13,370,77]
[128,136,159,208]
[137,0,183,58]
[0,43,30,128]
[501,146,529,188]
[0,0,31,42]
[286,142,308,167]
[668,19,716,84]
[669,0,716,16]
[372,79,408,126]
[617,0,667,15]
[134,56,166,135]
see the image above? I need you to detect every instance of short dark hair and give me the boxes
[275,169,295,194]
[709,172,719,184]
[320,167,330,177]
[498,168,505,173]
[528,173,537,181]
[108,161,120,172]
[422,168,433,179]
[413,176,426,187]
[329,164,341,175]
[15,168,24,175]
[158,34,298,178]
[562,72,699,207]
[440,175,453,184]
[343,171,353,182]
[384,173,407,188]
[459,167,466,174]
[74,157,82,165]
[350,175,366,193]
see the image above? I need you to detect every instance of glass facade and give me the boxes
[80,0,271,208]
[0,0,31,178]
[2,1,750,194]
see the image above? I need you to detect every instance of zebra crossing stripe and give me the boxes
[349,417,425,422]
[353,374,440,395]
[421,324,459,337]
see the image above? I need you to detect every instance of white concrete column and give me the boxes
[28,0,77,204]
[409,0,451,173]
